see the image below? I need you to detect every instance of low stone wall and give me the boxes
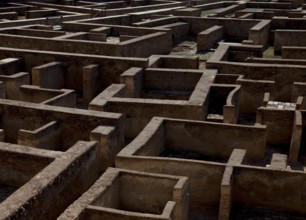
[0,99,124,150]
[0,34,122,56]
[233,166,306,214]
[0,72,30,100]
[0,47,148,93]
[89,69,215,138]
[25,9,58,19]
[0,142,57,187]
[134,16,179,27]
[248,19,270,46]
[289,110,302,162]
[116,117,268,216]
[0,14,90,29]
[0,4,36,16]
[116,117,306,218]
[164,118,266,160]
[197,25,224,51]
[272,17,306,30]
[156,22,190,44]
[207,46,306,102]
[0,141,99,220]
[121,32,172,57]
[223,85,240,123]
[31,62,65,89]
[247,1,291,9]
[0,11,18,20]
[59,168,189,220]
[1,28,66,38]
[282,46,306,59]
[149,55,199,69]
[0,30,172,58]
[180,16,261,41]
[105,2,183,16]
[18,120,62,150]
[256,107,295,146]
[212,3,246,17]
[236,76,275,118]
[143,68,202,91]
[274,30,306,53]
[299,111,306,153]
[20,85,76,108]
[91,95,206,138]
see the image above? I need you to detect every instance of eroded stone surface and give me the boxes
[0,0,306,219]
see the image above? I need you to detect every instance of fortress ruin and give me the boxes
[0,0,306,219]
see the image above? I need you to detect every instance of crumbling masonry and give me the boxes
[0,0,306,219]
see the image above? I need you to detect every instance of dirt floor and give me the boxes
[170,36,214,70]
[0,184,16,203]
[263,46,281,59]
